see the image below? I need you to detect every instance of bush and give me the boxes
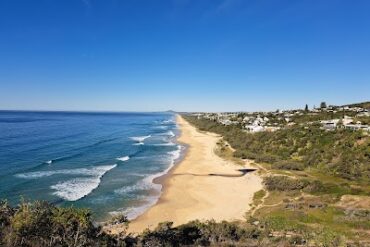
[233,150,257,160]
[1,198,361,246]
[253,190,266,206]
[302,180,325,193]
[263,176,309,191]
[0,200,121,247]
[273,160,305,171]
[140,221,179,246]
[138,219,265,246]
[255,154,280,164]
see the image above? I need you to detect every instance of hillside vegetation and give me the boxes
[183,114,370,246]
[183,116,370,181]
[343,101,370,109]
[3,198,368,247]
[0,200,322,247]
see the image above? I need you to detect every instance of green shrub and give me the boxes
[0,200,121,247]
[263,176,309,191]
[302,180,325,194]
[255,154,280,164]
[273,160,305,171]
[233,150,257,160]
[183,115,370,182]
[253,190,266,201]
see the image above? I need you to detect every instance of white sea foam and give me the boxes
[167,131,175,137]
[151,142,176,146]
[46,160,52,164]
[162,119,175,124]
[114,179,152,195]
[112,174,165,220]
[16,164,117,201]
[151,130,175,145]
[110,195,159,220]
[116,156,130,162]
[154,131,175,137]
[51,177,100,201]
[168,146,182,162]
[111,171,164,220]
[130,135,151,143]
[16,165,115,179]
[133,142,144,146]
[128,172,149,177]
[154,125,168,130]
[111,144,185,220]
[50,164,117,201]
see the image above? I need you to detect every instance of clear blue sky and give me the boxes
[0,0,369,112]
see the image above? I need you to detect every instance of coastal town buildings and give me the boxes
[192,102,370,133]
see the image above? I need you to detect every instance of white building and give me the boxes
[245,125,265,133]
[344,124,370,132]
[243,116,251,122]
[320,119,340,130]
[342,116,354,125]
[357,111,370,117]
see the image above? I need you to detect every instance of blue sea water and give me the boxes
[0,111,182,221]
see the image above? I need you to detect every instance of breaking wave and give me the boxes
[50,164,117,201]
[16,164,117,201]
[111,144,184,220]
[116,156,130,162]
[130,135,151,142]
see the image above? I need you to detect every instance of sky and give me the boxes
[0,0,369,112]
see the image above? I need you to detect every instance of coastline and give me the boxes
[112,114,263,234]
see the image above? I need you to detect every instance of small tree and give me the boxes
[320,102,327,109]
[304,104,309,112]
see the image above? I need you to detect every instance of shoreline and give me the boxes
[110,114,263,234]
[112,117,188,223]
[151,122,188,192]
[119,127,187,222]
[106,117,187,223]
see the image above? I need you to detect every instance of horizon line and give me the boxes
[0,100,368,114]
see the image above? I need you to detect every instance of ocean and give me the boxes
[0,111,183,221]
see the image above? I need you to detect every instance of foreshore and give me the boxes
[114,114,263,234]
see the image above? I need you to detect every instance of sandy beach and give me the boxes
[124,115,262,233]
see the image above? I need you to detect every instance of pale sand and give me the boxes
[123,115,262,233]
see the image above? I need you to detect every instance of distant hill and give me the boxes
[341,101,370,109]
